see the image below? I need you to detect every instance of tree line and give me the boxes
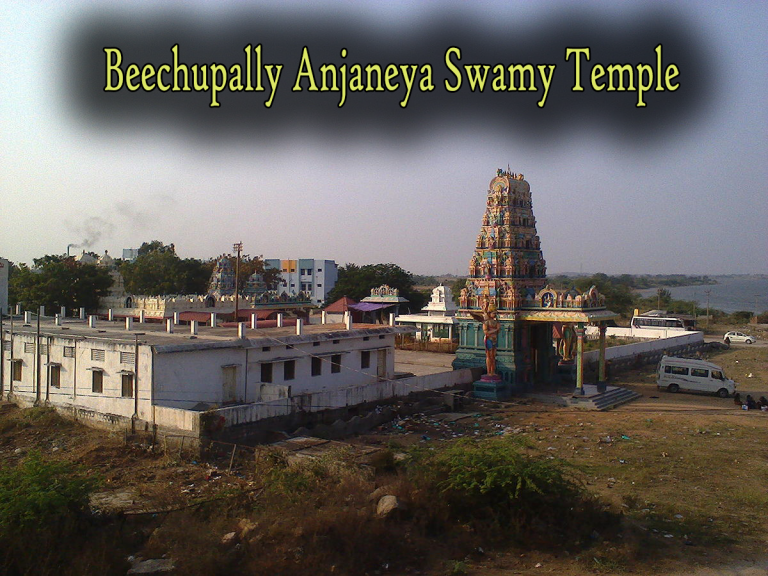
[7,241,280,314]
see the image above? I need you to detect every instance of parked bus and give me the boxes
[631,314,695,331]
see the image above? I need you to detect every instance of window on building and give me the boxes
[50,365,61,389]
[121,373,133,397]
[2,341,10,352]
[63,346,75,358]
[24,342,35,354]
[317,283,322,288]
[361,351,370,369]
[39,344,48,355]
[317,268,322,272]
[284,360,295,381]
[262,346,271,352]
[11,360,22,382]
[379,335,385,339]
[91,349,105,362]
[120,351,135,364]
[313,341,320,347]
[311,356,322,376]
[331,354,341,373]
[261,362,273,383]
[92,370,103,393]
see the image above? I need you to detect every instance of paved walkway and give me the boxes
[394,350,455,376]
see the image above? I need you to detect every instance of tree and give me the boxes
[324,263,427,311]
[120,241,213,296]
[9,255,113,313]
[119,241,278,296]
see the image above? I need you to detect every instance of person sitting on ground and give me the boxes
[733,392,742,406]
[758,396,768,410]
[745,394,757,410]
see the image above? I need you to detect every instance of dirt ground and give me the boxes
[1,342,766,575]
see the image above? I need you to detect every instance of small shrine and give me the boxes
[395,285,458,341]
[452,169,618,399]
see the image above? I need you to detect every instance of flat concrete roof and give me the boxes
[1,316,412,352]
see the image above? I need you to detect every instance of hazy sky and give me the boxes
[1,1,766,276]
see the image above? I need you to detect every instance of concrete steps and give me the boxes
[569,386,642,411]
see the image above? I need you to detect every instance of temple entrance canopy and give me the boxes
[452,169,618,398]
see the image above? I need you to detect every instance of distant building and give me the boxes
[265,259,338,306]
[122,248,139,261]
[0,257,8,315]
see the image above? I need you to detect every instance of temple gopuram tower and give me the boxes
[453,168,617,399]
[453,168,549,394]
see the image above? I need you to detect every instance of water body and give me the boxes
[636,276,768,314]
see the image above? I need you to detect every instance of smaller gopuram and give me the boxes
[453,169,618,399]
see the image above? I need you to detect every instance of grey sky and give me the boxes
[1,1,766,276]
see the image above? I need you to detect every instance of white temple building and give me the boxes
[395,285,458,341]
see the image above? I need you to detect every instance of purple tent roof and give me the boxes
[348,302,397,312]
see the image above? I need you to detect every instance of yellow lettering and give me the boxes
[103,48,123,91]
[565,47,590,91]
[444,47,462,92]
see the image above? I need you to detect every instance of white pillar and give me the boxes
[79,307,86,320]
[60,306,66,318]
[166,318,174,333]
[296,318,303,335]
[190,320,198,335]
[16,304,22,315]
[277,313,284,328]
[389,313,395,326]
[125,317,133,331]
[210,312,217,327]
[251,313,258,329]
[345,314,353,330]
[321,310,327,324]
[173,311,180,325]
[342,311,349,325]
[39,305,45,317]
[54,314,62,326]
[238,322,247,339]
[24,311,32,324]
[139,309,146,323]
[88,315,96,328]
[108,309,114,321]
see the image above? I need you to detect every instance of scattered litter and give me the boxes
[621,435,631,440]
[674,514,684,519]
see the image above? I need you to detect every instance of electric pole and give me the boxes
[233,242,243,325]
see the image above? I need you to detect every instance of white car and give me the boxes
[723,331,756,345]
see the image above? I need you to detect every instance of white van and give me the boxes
[656,356,736,398]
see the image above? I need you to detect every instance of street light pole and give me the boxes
[705,289,711,327]
[233,242,243,326]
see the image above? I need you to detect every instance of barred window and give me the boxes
[39,344,48,355]
[120,351,135,364]
[91,349,105,362]
[63,346,75,358]
[2,341,10,352]
[24,342,35,353]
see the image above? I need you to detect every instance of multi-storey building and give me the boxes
[265,259,338,306]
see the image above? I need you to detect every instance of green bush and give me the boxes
[409,438,613,545]
[0,452,100,574]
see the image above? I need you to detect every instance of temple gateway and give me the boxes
[452,169,618,399]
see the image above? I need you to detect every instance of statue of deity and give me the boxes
[470,299,501,376]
